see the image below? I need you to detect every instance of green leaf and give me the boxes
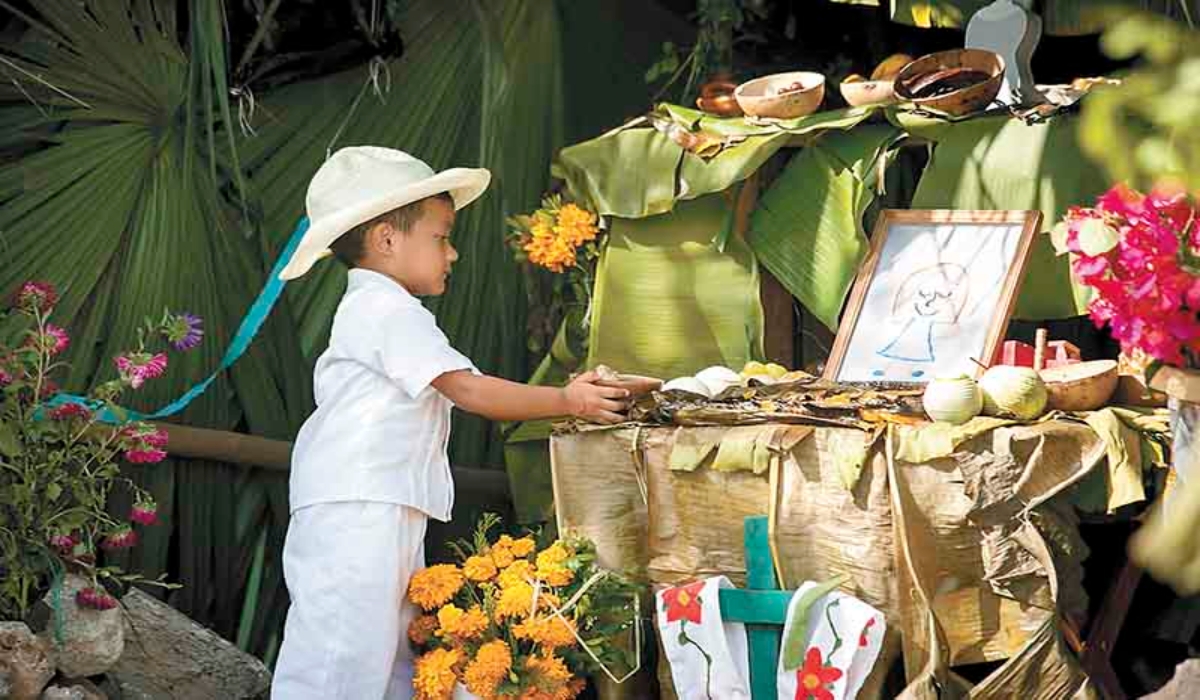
[0,420,21,457]
[1077,218,1121,257]
[747,126,898,330]
[781,575,850,671]
[45,482,62,502]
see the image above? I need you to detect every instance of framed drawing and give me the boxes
[824,209,1042,384]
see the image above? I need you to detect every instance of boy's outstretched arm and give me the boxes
[432,369,630,424]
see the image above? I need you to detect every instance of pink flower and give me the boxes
[49,402,90,421]
[125,447,167,464]
[0,366,11,386]
[43,324,69,355]
[48,533,75,552]
[13,281,58,314]
[75,586,118,611]
[101,527,137,550]
[115,352,168,388]
[130,501,159,526]
[142,428,169,448]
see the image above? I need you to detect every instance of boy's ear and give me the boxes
[366,221,394,254]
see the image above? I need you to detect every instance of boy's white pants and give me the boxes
[272,502,427,699]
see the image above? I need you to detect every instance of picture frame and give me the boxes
[824,209,1042,384]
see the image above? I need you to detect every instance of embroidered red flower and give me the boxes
[859,617,877,647]
[796,647,842,700]
[662,580,705,625]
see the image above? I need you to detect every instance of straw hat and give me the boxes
[279,146,491,280]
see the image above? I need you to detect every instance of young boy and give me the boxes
[271,147,628,699]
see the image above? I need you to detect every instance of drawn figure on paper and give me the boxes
[875,263,969,372]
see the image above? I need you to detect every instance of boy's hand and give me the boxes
[563,370,631,424]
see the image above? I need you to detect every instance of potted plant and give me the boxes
[0,280,202,678]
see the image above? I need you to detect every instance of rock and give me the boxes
[40,680,107,700]
[108,589,271,699]
[38,574,124,677]
[1143,658,1200,699]
[0,621,55,700]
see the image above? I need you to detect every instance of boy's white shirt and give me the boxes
[288,268,476,521]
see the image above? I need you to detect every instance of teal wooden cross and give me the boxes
[717,515,794,700]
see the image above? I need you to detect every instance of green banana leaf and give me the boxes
[587,192,764,379]
[903,112,1110,320]
[554,106,877,219]
[747,125,901,331]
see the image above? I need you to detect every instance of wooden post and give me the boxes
[1034,328,1048,372]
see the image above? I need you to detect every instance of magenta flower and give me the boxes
[141,428,169,448]
[43,324,69,355]
[115,352,168,388]
[101,527,138,550]
[130,501,159,526]
[13,281,58,314]
[125,447,167,464]
[164,313,204,351]
[76,586,118,611]
[0,366,11,386]
[48,533,76,552]
[49,402,90,421]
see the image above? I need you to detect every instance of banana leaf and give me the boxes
[747,125,901,331]
[903,112,1109,320]
[587,192,764,380]
[554,106,877,219]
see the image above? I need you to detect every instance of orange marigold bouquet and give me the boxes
[506,195,604,360]
[407,514,641,700]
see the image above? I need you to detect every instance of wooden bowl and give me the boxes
[734,71,825,119]
[840,79,897,107]
[1039,360,1119,411]
[894,49,1004,116]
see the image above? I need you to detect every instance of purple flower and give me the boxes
[164,313,204,351]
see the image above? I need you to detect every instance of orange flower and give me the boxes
[408,614,439,646]
[413,648,462,700]
[409,565,465,611]
[536,565,574,588]
[513,614,578,650]
[510,536,537,558]
[437,604,489,642]
[498,560,535,589]
[535,542,569,570]
[464,640,512,698]
[464,555,498,582]
[495,580,536,620]
[522,654,577,700]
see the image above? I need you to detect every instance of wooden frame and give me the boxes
[823,209,1042,384]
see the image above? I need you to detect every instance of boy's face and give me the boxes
[364,196,459,296]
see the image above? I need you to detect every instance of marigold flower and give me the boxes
[463,554,498,582]
[490,543,516,569]
[436,604,488,642]
[413,648,461,700]
[535,542,569,570]
[464,639,512,697]
[408,564,465,611]
[523,654,574,697]
[495,580,536,620]
[514,614,578,650]
[509,536,537,558]
[498,559,535,589]
[409,614,439,646]
[536,565,574,588]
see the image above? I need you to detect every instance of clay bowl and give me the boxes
[894,48,1004,116]
[734,71,825,120]
[840,79,897,107]
[1039,360,1119,411]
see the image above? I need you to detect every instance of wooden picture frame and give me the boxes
[824,209,1042,384]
